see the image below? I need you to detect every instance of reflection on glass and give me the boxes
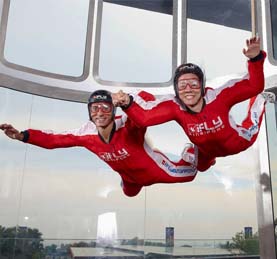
[0,88,146,244]
[182,1,260,255]
[96,1,173,83]
[0,80,262,259]
[4,0,89,76]
[0,88,33,226]
[97,212,118,246]
[0,0,265,252]
[266,104,277,252]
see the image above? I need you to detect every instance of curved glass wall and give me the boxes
[266,103,277,253]
[0,85,261,258]
[93,0,176,86]
[3,0,90,77]
[0,0,270,258]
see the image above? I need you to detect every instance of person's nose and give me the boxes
[96,109,104,115]
[91,108,103,116]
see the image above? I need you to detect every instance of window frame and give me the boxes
[265,0,277,65]
[92,0,178,88]
[0,0,94,81]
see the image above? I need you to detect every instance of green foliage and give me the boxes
[0,225,44,258]
[223,230,259,255]
[69,241,96,247]
[121,237,167,247]
[121,237,144,246]
[144,241,165,247]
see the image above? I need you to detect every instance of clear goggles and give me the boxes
[90,102,113,113]
[177,79,200,90]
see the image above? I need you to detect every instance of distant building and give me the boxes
[165,227,174,247]
[244,227,253,239]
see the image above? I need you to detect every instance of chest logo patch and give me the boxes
[187,116,224,136]
[99,148,130,161]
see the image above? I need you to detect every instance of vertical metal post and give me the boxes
[251,0,256,37]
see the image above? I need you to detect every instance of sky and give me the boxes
[0,0,277,246]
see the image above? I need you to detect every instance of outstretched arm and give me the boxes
[240,36,265,96]
[0,124,24,141]
[217,36,265,107]
[112,90,179,127]
[0,122,95,149]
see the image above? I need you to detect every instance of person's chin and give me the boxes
[96,122,109,127]
[184,99,197,106]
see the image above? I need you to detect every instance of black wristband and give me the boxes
[250,51,263,62]
[121,95,134,110]
[21,130,30,142]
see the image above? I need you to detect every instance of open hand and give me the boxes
[243,36,261,59]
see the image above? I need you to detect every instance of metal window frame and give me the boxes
[92,0,178,88]
[253,1,277,258]
[0,0,94,102]
[265,0,277,65]
[0,0,94,81]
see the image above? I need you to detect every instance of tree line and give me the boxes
[0,225,261,258]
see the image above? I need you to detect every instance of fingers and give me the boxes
[0,123,7,130]
[246,36,260,45]
[0,123,22,140]
[243,36,261,58]
[245,37,259,47]
[251,36,260,43]
[111,93,119,106]
[112,91,122,106]
[0,124,13,131]
[112,91,123,106]
[112,90,130,107]
[0,124,17,135]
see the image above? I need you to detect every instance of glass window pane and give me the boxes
[270,0,277,59]
[4,0,90,77]
[0,88,33,227]
[0,88,146,244]
[266,104,277,250]
[185,1,260,253]
[96,0,174,83]
[187,0,251,80]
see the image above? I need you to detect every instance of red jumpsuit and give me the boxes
[123,52,266,171]
[22,115,197,197]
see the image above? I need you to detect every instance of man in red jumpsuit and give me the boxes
[113,37,276,172]
[0,90,197,197]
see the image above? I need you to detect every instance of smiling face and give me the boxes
[89,102,114,128]
[177,73,204,112]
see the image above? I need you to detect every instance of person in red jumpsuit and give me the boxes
[0,90,197,197]
[113,37,276,172]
